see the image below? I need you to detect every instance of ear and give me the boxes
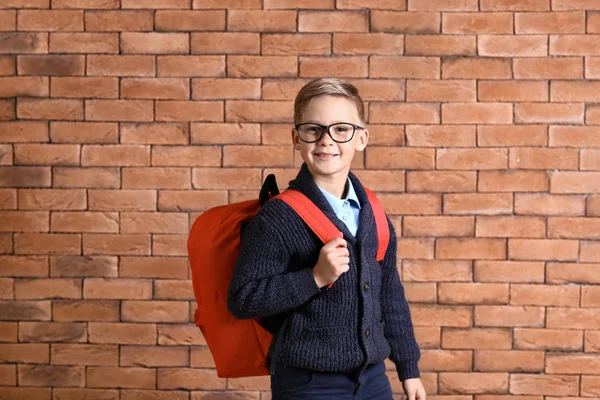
[355,127,369,152]
[292,128,301,150]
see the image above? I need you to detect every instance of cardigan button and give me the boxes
[365,328,370,337]
[364,282,369,292]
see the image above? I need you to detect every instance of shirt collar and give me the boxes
[317,178,361,213]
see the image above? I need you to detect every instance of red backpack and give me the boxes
[187,175,390,378]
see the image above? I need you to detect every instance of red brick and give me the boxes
[378,193,441,215]
[262,33,331,55]
[436,238,505,260]
[18,10,82,31]
[333,33,404,55]
[192,78,260,100]
[121,346,188,367]
[152,146,221,167]
[438,148,507,170]
[226,100,291,123]
[414,327,441,348]
[0,387,51,400]
[156,101,223,122]
[443,12,513,34]
[443,328,512,350]
[299,11,367,32]
[371,11,440,33]
[475,350,544,372]
[514,57,583,79]
[588,196,600,217]
[0,255,48,277]
[404,282,436,303]
[420,350,473,372]
[412,305,474,328]
[554,0,600,9]
[337,0,406,8]
[52,344,118,366]
[85,10,153,31]
[158,368,226,390]
[17,98,83,121]
[0,144,11,165]
[514,328,582,350]
[480,0,549,10]
[550,125,600,147]
[122,301,189,323]
[0,76,48,97]
[476,216,545,238]
[223,145,291,168]
[366,147,434,169]
[0,211,48,232]
[510,148,578,170]
[157,56,224,77]
[546,353,600,374]
[370,103,439,124]
[0,277,13,299]
[121,78,189,100]
[438,283,508,305]
[585,331,600,352]
[53,389,119,400]
[155,10,225,31]
[0,10,15,31]
[51,122,117,144]
[13,144,78,166]
[444,193,513,215]
[404,216,474,237]
[53,300,119,322]
[551,172,600,193]
[0,122,47,143]
[87,55,155,77]
[475,305,545,327]
[154,280,194,300]
[191,33,259,55]
[53,167,120,189]
[582,286,600,307]
[84,278,152,300]
[552,80,600,102]
[406,125,475,147]
[158,324,205,346]
[407,80,475,102]
[440,372,509,394]
[88,367,156,389]
[0,188,16,209]
[228,10,295,32]
[479,170,548,192]
[88,190,156,212]
[0,322,16,342]
[510,374,579,396]
[122,0,189,7]
[0,364,16,385]
[50,256,117,277]
[0,233,12,254]
[83,234,150,256]
[588,57,600,79]
[406,35,476,56]
[120,257,187,279]
[442,57,511,79]
[0,166,51,188]
[479,35,548,57]
[352,170,405,192]
[15,233,81,255]
[0,32,48,54]
[0,300,51,321]
[122,168,190,190]
[511,284,579,306]
[515,194,585,216]
[263,0,331,8]
[371,56,440,78]
[14,278,81,300]
[479,81,548,102]
[121,212,188,234]
[478,125,547,147]
[300,55,368,78]
[88,322,157,345]
[121,33,188,54]
[191,123,260,145]
[508,239,578,261]
[0,55,14,75]
[516,11,585,33]
[442,103,512,124]
[52,0,118,7]
[227,56,297,77]
[582,149,600,170]
[86,100,153,122]
[407,171,476,193]
[152,235,187,257]
[120,123,188,145]
[551,35,600,56]
[548,217,600,239]
[51,77,117,99]
[50,33,117,54]
[19,364,85,387]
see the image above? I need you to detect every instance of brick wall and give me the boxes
[1,0,600,398]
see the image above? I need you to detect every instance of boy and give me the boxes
[228,78,425,400]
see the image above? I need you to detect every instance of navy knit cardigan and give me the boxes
[228,164,421,381]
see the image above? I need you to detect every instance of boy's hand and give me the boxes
[312,238,349,288]
[403,378,426,400]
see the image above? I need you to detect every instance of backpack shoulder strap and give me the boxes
[275,190,343,244]
[364,188,390,262]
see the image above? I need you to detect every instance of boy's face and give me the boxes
[292,95,368,183]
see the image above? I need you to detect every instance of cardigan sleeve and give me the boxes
[227,210,321,320]
[380,219,422,381]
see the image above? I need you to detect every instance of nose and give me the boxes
[317,128,334,145]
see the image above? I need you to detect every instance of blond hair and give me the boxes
[293,78,365,125]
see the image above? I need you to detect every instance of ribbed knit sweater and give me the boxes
[228,164,421,381]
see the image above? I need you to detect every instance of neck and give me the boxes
[313,174,348,199]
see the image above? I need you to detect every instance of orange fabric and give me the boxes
[187,189,390,378]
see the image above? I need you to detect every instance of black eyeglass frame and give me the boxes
[294,122,365,143]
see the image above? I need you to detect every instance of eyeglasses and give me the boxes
[295,122,364,143]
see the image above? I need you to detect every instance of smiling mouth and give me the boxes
[313,153,339,159]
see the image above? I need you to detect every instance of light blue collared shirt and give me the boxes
[318,179,361,236]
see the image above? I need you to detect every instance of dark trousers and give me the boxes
[270,361,393,400]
